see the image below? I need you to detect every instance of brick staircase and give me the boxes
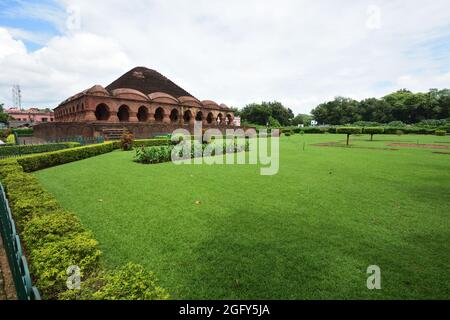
[101,128,130,140]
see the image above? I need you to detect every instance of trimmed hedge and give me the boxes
[59,263,170,300]
[0,142,80,158]
[336,127,363,135]
[13,128,34,137]
[134,138,173,148]
[17,142,116,172]
[135,140,250,164]
[435,130,446,136]
[363,127,384,141]
[0,158,169,300]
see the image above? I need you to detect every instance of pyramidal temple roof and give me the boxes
[105,67,195,99]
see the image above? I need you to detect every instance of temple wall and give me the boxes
[33,122,243,141]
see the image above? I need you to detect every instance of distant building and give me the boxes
[6,107,54,127]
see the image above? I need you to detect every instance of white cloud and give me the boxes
[1,0,450,113]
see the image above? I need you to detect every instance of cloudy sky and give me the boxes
[0,0,450,114]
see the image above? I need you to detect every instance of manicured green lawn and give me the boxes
[34,134,450,299]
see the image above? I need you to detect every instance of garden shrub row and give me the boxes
[0,142,80,158]
[0,157,170,300]
[135,140,250,164]
[16,142,117,172]
[281,126,448,135]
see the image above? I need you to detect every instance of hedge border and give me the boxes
[0,142,80,159]
[0,139,172,300]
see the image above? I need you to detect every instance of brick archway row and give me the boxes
[58,102,234,125]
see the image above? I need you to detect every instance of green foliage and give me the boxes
[134,138,173,148]
[134,145,173,164]
[0,142,80,158]
[134,140,250,164]
[336,127,362,145]
[0,155,168,300]
[34,134,450,299]
[302,127,327,134]
[13,128,33,137]
[268,116,281,128]
[435,130,446,136]
[336,127,362,135]
[239,101,294,126]
[292,114,313,126]
[311,89,450,125]
[363,127,384,134]
[22,211,86,248]
[59,263,170,300]
[29,232,101,296]
[6,134,16,145]
[17,142,116,172]
[388,121,406,127]
[364,127,384,141]
[0,103,10,124]
[120,133,134,151]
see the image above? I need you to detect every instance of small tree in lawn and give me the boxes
[364,127,384,141]
[336,127,362,145]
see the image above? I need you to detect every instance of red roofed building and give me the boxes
[34,67,237,140]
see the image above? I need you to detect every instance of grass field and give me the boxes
[34,134,450,299]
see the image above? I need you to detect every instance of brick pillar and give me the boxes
[129,111,139,122]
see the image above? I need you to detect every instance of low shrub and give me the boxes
[134,140,250,164]
[134,145,173,164]
[6,134,16,145]
[384,127,404,135]
[336,127,362,145]
[336,127,363,135]
[134,138,173,148]
[17,142,116,172]
[435,130,446,136]
[120,133,134,151]
[0,142,80,158]
[29,231,102,296]
[302,127,326,134]
[328,127,337,134]
[22,211,86,249]
[363,127,384,141]
[59,263,170,300]
[13,128,34,137]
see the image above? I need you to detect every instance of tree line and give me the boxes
[311,89,450,125]
[234,89,450,127]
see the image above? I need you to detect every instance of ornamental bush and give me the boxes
[120,133,134,151]
[6,134,16,145]
[134,145,173,164]
[336,127,362,145]
[435,130,446,136]
[363,127,384,141]
[29,232,102,297]
[59,263,170,300]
